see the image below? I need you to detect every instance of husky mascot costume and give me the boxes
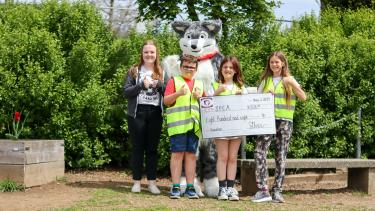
[163,20,223,197]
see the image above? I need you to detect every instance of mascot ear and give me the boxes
[202,19,222,34]
[172,21,191,37]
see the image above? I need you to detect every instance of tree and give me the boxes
[318,0,375,11]
[90,0,138,36]
[136,0,279,39]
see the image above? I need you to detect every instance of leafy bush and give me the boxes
[0,1,119,168]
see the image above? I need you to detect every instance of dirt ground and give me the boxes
[0,169,374,211]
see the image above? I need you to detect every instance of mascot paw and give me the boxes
[179,176,187,194]
[203,177,219,197]
[194,178,205,197]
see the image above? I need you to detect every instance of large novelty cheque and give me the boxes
[200,93,276,139]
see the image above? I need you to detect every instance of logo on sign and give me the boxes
[201,97,213,108]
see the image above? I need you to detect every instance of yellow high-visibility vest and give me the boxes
[263,77,296,121]
[166,76,203,137]
[212,82,242,96]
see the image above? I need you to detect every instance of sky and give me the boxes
[274,0,320,21]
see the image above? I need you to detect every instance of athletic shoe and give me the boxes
[170,187,181,199]
[184,187,199,199]
[131,183,141,193]
[251,190,272,203]
[148,184,161,194]
[217,187,228,200]
[272,191,285,203]
[227,187,239,201]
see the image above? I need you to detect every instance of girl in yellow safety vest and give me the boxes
[251,51,307,203]
[209,56,247,201]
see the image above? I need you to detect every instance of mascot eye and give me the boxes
[186,34,191,39]
[200,34,207,39]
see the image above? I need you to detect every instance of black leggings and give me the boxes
[127,104,162,180]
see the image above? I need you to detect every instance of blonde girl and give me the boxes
[251,51,306,203]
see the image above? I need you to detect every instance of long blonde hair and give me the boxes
[260,51,292,106]
[128,40,163,81]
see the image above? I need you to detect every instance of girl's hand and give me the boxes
[192,87,202,99]
[143,77,151,89]
[214,84,226,96]
[151,79,158,88]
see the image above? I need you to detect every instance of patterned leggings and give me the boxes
[254,120,293,192]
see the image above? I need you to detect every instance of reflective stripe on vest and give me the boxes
[212,82,242,96]
[166,76,203,137]
[263,77,296,121]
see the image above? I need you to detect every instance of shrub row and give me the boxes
[0,2,373,171]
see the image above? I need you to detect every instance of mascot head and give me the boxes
[172,20,222,58]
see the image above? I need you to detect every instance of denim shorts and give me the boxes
[170,130,199,153]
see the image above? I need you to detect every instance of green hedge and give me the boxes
[0,2,373,171]
[0,1,120,168]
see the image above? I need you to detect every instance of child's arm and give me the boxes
[164,84,188,106]
[283,77,307,101]
[124,71,142,99]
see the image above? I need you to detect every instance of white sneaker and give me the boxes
[131,182,141,193]
[217,187,228,200]
[227,187,239,201]
[148,184,161,194]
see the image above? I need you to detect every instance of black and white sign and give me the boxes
[199,94,276,139]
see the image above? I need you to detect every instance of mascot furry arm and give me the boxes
[162,20,223,197]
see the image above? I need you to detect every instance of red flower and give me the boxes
[14,112,21,122]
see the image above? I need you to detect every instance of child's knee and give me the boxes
[185,152,196,158]
[172,152,184,160]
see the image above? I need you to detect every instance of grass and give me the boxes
[0,178,24,192]
[56,176,68,183]
[50,186,372,211]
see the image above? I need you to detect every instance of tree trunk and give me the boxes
[108,0,115,27]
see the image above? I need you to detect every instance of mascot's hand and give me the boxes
[193,87,202,99]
